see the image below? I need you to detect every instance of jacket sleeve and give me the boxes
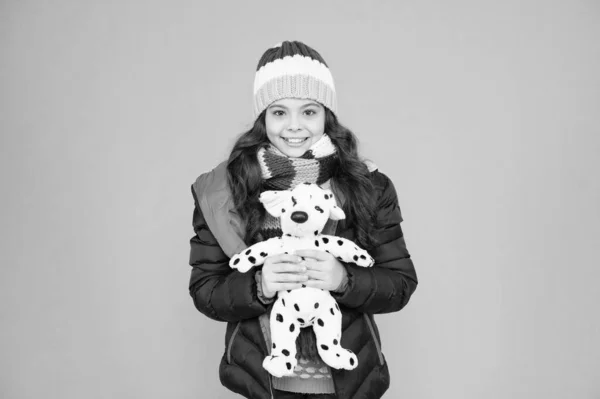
[188,186,269,322]
[332,171,418,314]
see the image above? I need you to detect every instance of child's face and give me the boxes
[265,98,326,158]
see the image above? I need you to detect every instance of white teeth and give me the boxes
[283,138,307,143]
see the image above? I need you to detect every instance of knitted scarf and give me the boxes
[257,134,338,241]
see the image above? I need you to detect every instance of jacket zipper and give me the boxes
[363,313,384,366]
[226,321,241,364]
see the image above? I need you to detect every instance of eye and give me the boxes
[272,109,285,117]
[315,206,324,213]
[304,108,317,116]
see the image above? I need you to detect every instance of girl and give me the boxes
[189,41,418,399]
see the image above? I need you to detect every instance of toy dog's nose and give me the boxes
[291,211,308,224]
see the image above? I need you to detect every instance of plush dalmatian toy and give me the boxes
[229,182,374,378]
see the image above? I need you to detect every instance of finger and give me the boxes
[305,269,326,281]
[303,279,328,290]
[294,249,328,261]
[272,273,309,283]
[302,258,323,271]
[271,263,307,274]
[268,253,303,264]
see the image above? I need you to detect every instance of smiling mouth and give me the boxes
[282,137,308,144]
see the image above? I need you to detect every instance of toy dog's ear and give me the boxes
[259,190,292,218]
[329,203,346,220]
[323,190,346,221]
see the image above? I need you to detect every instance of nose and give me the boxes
[287,113,300,131]
[290,211,308,224]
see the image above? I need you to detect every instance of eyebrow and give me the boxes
[268,101,322,110]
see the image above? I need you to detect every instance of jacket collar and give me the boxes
[193,161,247,258]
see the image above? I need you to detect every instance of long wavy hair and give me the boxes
[227,108,377,248]
[226,108,378,360]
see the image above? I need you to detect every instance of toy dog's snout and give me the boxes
[290,211,308,223]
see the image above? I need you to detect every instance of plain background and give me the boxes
[1,1,599,398]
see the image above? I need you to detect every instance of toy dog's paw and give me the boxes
[319,346,358,371]
[263,354,297,378]
[229,254,254,273]
[351,249,374,267]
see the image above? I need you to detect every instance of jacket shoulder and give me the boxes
[190,160,246,258]
[370,169,396,196]
[369,169,403,223]
[192,160,228,199]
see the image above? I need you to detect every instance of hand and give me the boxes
[261,254,308,299]
[294,249,347,291]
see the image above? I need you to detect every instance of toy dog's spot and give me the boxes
[297,318,305,324]
[315,206,324,213]
[233,258,240,265]
[286,362,292,370]
[353,255,359,261]
[289,324,295,332]
[249,256,256,264]
[317,318,324,327]
[315,240,320,247]
[292,196,297,206]
[333,339,338,345]
[314,303,319,309]
[321,344,329,350]
[330,308,335,315]
[322,237,329,244]
[282,299,286,306]
[276,314,283,322]
[282,349,290,356]
[260,252,268,257]
[350,358,355,366]
[245,249,251,255]
[314,230,318,236]
[294,304,300,312]
[335,304,339,311]
[337,240,344,245]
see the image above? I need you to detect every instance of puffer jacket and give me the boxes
[188,162,418,399]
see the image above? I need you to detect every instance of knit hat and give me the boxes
[253,41,337,119]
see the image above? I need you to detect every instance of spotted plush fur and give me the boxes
[229,183,374,377]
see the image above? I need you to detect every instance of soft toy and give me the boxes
[229,182,374,377]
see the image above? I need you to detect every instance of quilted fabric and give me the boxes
[189,170,418,399]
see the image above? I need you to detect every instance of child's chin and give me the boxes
[282,148,308,158]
